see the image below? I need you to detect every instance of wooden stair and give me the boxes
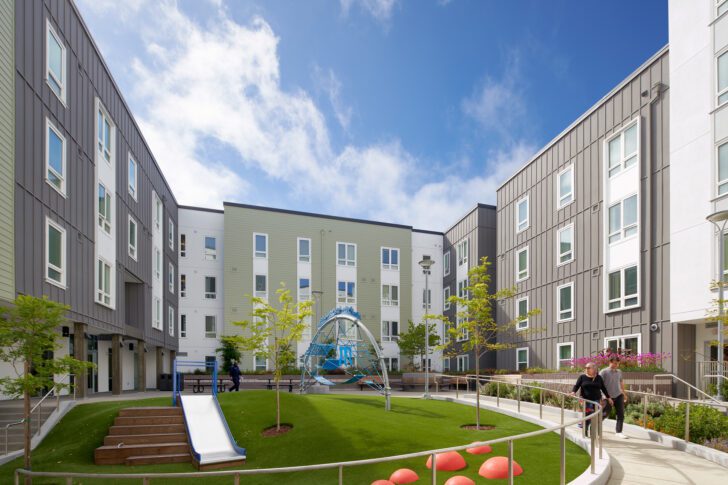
[94,407,192,466]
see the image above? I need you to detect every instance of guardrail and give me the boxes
[14,374,604,485]
[651,373,721,404]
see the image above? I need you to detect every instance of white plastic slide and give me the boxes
[179,394,247,466]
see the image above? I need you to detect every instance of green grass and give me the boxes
[0,391,589,484]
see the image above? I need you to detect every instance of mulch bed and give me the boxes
[261,424,294,437]
[460,424,495,431]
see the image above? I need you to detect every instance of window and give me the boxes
[154,248,161,280]
[605,334,640,355]
[180,314,187,338]
[205,356,217,370]
[608,194,638,244]
[384,357,399,372]
[298,238,311,262]
[719,51,728,106]
[46,21,65,102]
[254,233,268,258]
[180,234,186,258]
[456,355,469,372]
[607,122,638,177]
[255,274,267,298]
[557,343,574,370]
[204,236,217,260]
[180,274,186,298]
[97,183,112,234]
[516,247,529,281]
[337,281,356,305]
[205,276,217,299]
[153,297,161,330]
[456,316,469,342]
[557,224,574,265]
[381,321,399,342]
[337,243,356,266]
[457,279,468,299]
[516,296,529,330]
[298,278,310,301]
[128,155,137,200]
[718,143,728,196]
[168,219,175,250]
[45,119,66,195]
[516,347,529,371]
[719,0,728,17]
[443,358,450,372]
[168,263,175,294]
[154,195,162,230]
[128,216,137,260]
[422,288,431,309]
[382,284,399,306]
[45,218,66,287]
[444,251,450,276]
[254,355,267,371]
[516,196,529,232]
[457,240,468,266]
[443,287,451,310]
[557,166,574,208]
[96,259,112,306]
[97,107,112,163]
[723,233,728,276]
[608,265,639,311]
[205,315,217,338]
[382,247,399,270]
[168,306,175,337]
[557,283,574,322]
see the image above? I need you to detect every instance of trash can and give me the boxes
[175,372,185,392]
[158,373,172,391]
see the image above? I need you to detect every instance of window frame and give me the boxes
[154,247,161,280]
[45,217,66,288]
[168,262,175,294]
[556,342,574,370]
[153,296,161,330]
[457,278,468,299]
[168,306,175,337]
[254,233,268,259]
[255,274,268,299]
[298,237,311,263]
[457,239,469,266]
[719,0,728,17]
[204,236,217,260]
[128,215,138,261]
[204,276,217,299]
[456,316,469,342]
[96,103,114,165]
[45,20,66,104]
[718,50,728,107]
[456,354,469,372]
[608,194,639,244]
[168,218,175,251]
[557,165,574,209]
[336,280,356,305]
[516,296,529,330]
[557,224,574,265]
[443,286,451,311]
[154,194,162,231]
[97,182,112,234]
[556,282,574,322]
[336,242,357,266]
[45,118,67,196]
[516,347,529,371]
[180,314,187,338]
[254,355,268,371]
[180,274,186,298]
[604,333,641,355]
[204,315,217,339]
[516,195,529,233]
[128,154,137,201]
[717,142,728,197]
[298,277,311,302]
[381,284,399,307]
[606,264,640,312]
[381,320,399,342]
[180,234,187,258]
[96,258,113,308]
[443,250,451,276]
[606,119,639,178]
[381,247,400,270]
[516,246,529,282]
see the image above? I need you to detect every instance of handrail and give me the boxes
[652,373,720,404]
[704,374,728,383]
[13,375,605,485]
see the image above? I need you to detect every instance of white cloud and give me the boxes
[340,0,398,24]
[313,66,353,131]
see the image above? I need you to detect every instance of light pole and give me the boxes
[707,210,728,401]
[419,256,434,399]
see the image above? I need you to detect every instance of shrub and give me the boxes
[654,403,728,444]
[705,381,728,398]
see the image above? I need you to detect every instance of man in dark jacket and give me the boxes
[229,362,241,392]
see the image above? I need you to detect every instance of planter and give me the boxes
[520,372,672,395]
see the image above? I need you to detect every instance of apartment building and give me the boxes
[0,0,179,397]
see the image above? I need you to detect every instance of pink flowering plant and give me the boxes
[563,350,670,373]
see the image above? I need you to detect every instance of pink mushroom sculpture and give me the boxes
[389,468,419,484]
[479,456,524,479]
[425,451,467,471]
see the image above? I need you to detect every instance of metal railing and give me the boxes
[14,375,604,485]
[651,373,721,404]
[697,361,728,392]
[3,375,74,455]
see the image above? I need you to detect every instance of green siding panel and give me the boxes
[0,0,14,303]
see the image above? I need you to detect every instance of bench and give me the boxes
[401,373,441,391]
[184,377,232,393]
[266,378,295,392]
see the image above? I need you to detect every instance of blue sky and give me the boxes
[76,0,668,231]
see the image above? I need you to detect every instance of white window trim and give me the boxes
[457,239,469,266]
[205,276,217,300]
[97,182,112,235]
[556,282,575,323]
[254,274,268,300]
[45,217,66,288]
[381,320,399,342]
[718,0,728,18]
[516,296,529,330]
[456,354,470,372]
[298,237,311,263]
[455,316,469,342]
[168,262,175,294]
[604,333,641,355]
[298,278,311,303]
[96,257,113,309]
[605,119,640,178]
[153,194,161,231]
[128,154,137,201]
[443,286,451,311]
[337,280,356,305]
[381,247,400,270]
[336,242,357,267]
[45,20,66,105]
[516,246,529,282]
[180,233,186,258]
[254,354,268,371]
[180,314,187,338]
[153,297,161,330]
[128,215,137,261]
[718,50,728,107]
[556,342,574,370]
[96,102,114,166]
[204,236,217,260]
[168,306,175,337]
[557,165,574,209]
[180,274,186,298]
[605,264,640,313]
[254,232,268,259]
[168,218,175,251]
[717,142,728,198]
[516,347,529,371]
[154,247,161,280]
[444,250,451,277]
[516,195,529,233]
[556,223,575,266]
[608,193,639,245]
[45,118,67,197]
[205,315,217,339]
[382,284,399,307]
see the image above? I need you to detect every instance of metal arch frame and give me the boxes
[301,310,391,411]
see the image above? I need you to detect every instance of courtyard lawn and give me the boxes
[0,391,590,484]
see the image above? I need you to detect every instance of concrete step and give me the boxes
[109,424,185,435]
[118,407,182,417]
[104,433,188,446]
[114,416,184,426]
[125,453,191,466]
[95,442,190,465]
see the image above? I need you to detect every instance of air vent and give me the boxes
[592,268,600,277]
[591,332,599,341]
[592,203,600,213]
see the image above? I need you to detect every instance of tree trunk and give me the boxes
[275,378,281,431]
[24,359,31,484]
[475,346,480,429]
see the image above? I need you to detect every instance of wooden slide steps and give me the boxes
[94,407,192,466]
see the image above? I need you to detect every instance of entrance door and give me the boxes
[87,336,98,394]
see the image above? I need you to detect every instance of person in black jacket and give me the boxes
[571,362,612,437]
[229,362,241,392]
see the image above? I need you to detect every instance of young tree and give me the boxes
[0,295,95,474]
[398,320,440,371]
[431,257,540,428]
[216,336,242,374]
[229,283,313,432]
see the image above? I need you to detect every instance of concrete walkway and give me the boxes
[445,392,727,485]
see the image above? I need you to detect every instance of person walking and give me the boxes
[571,362,612,437]
[601,355,628,438]
[229,361,241,392]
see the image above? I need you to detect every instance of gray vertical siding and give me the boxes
[0,0,14,304]
[496,49,672,371]
[13,0,177,350]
